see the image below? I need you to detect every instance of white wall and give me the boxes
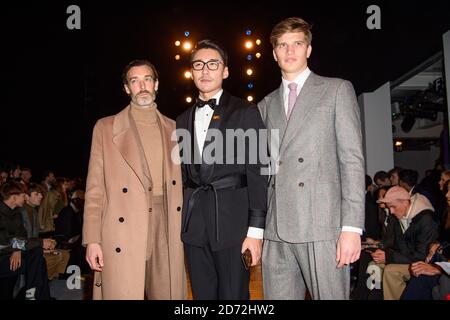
[359,82,394,178]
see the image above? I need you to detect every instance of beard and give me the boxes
[132,91,156,107]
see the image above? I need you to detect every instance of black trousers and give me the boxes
[0,247,50,300]
[184,242,250,300]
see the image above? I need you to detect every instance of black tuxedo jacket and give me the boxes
[176,91,267,251]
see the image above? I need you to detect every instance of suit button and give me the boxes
[119,217,124,223]
[149,208,152,213]
[122,187,128,193]
[298,158,304,163]
[115,248,121,253]
[148,187,152,192]
[298,182,304,187]
[177,206,181,212]
[172,180,176,185]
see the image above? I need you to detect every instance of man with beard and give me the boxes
[83,60,186,300]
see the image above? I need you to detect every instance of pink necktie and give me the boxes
[287,82,298,120]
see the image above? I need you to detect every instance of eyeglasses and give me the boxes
[191,59,223,71]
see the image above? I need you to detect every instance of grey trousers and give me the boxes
[262,239,350,300]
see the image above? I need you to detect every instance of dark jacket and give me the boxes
[54,203,82,243]
[0,201,28,258]
[385,210,439,264]
[364,192,381,240]
[18,204,43,250]
[176,91,268,251]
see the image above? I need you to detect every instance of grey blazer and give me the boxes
[258,72,365,243]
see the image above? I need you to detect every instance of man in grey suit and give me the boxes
[258,17,365,300]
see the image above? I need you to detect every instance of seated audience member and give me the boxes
[374,186,438,300]
[0,181,50,300]
[55,189,87,273]
[351,186,393,299]
[388,167,403,186]
[364,175,381,240]
[19,183,70,280]
[374,171,390,188]
[401,241,449,300]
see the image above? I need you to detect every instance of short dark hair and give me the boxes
[374,171,389,182]
[399,169,419,187]
[121,59,159,85]
[190,39,228,66]
[0,181,25,201]
[374,186,391,201]
[27,183,45,196]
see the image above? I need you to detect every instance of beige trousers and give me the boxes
[383,264,411,300]
[144,195,171,300]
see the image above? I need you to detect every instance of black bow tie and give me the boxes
[195,98,217,109]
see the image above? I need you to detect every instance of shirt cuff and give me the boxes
[247,227,264,239]
[342,226,363,235]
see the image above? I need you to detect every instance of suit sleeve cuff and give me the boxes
[247,227,264,239]
[342,226,363,235]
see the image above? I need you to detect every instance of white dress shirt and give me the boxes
[194,89,263,239]
[281,68,362,235]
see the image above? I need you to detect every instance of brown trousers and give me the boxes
[44,249,70,280]
[144,195,171,299]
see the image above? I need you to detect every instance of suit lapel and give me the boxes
[267,84,288,139]
[280,72,326,154]
[112,105,151,191]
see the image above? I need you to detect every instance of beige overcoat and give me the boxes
[82,105,187,300]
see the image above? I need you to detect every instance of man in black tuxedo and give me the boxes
[176,39,267,299]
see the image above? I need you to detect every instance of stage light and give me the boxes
[184,31,190,37]
[175,55,181,60]
[247,95,254,102]
[246,68,253,76]
[184,71,192,79]
[246,29,252,35]
[186,96,192,103]
[247,82,254,89]
[245,40,253,50]
[183,41,192,51]
[256,39,261,45]
[247,54,253,61]
[395,141,403,147]
[255,52,261,58]
[175,40,181,47]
